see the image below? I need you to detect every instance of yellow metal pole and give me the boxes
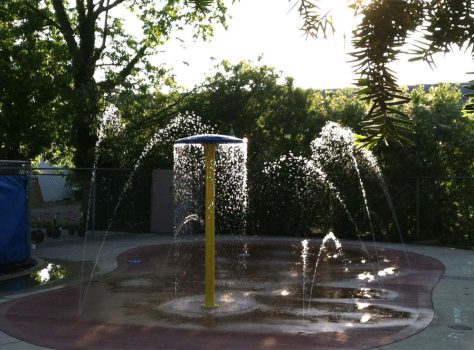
[204,143,217,308]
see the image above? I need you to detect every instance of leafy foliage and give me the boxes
[4,0,226,167]
[351,0,422,147]
[294,0,334,38]
[253,153,328,235]
[296,0,473,147]
[172,63,474,243]
[166,61,338,213]
[376,83,474,244]
[0,1,72,161]
[463,73,474,118]
[411,0,474,66]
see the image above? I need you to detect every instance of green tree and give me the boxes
[0,1,71,161]
[377,84,474,243]
[21,0,228,168]
[180,60,326,170]
[322,88,367,131]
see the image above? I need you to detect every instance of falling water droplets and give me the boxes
[173,140,248,236]
[216,142,248,235]
[80,112,215,313]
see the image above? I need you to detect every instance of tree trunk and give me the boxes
[71,75,99,226]
[72,73,99,166]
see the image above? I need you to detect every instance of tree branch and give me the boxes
[76,0,86,20]
[97,44,148,90]
[93,0,110,63]
[295,0,334,39]
[94,0,126,18]
[92,0,105,12]
[51,0,79,58]
[87,0,95,17]
[130,83,207,131]
[351,0,418,147]
[24,2,61,31]
[96,62,122,67]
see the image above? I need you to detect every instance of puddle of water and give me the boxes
[449,324,473,331]
[89,241,421,334]
[0,261,70,295]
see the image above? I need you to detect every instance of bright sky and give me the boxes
[149,0,472,90]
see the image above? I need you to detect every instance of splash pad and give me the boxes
[0,238,443,350]
[0,125,445,349]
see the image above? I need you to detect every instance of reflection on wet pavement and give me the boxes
[85,240,426,334]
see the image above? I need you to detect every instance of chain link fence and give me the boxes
[324,175,474,245]
[413,176,474,245]
[249,170,474,245]
[30,167,152,238]
[25,165,474,246]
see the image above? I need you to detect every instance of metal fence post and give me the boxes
[416,177,420,239]
[26,160,32,257]
[92,169,96,237]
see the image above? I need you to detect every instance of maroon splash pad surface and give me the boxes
[0,240,444,350]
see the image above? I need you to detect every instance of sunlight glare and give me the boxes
[117,0,471,90]
[357,272,375,282]
[360,313,372,323]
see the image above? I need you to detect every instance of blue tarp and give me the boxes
[0,175,28,264]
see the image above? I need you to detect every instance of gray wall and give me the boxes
[150,169,174,234]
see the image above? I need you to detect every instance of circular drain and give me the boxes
[449,324,472,331]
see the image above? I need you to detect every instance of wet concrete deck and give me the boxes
[0,234,473,349]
